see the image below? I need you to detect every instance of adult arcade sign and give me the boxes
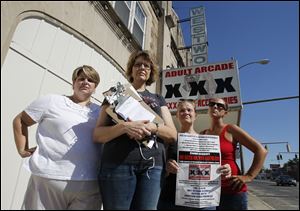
[161,60,242,113]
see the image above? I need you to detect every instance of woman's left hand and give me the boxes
[166,159,179,174]
[227,175,252,191]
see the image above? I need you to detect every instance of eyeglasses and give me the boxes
[133,62,151,70]
[208,101,227,110]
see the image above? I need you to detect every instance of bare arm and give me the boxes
[227,124,267,190]
[93,104,152,143]
[13,111,37,158]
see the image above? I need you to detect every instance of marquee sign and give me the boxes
[161,60,242,113]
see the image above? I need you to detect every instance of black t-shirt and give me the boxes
[101,89,167,167]
[159,141,178,202]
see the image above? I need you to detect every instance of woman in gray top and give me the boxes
[93,50,177,210]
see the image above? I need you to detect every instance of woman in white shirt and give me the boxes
[13,65,102,210]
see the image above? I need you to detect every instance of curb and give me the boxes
[248,191,275,210]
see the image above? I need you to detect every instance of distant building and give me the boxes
[271,168,288,180]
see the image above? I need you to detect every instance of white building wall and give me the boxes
[1,17,128,210]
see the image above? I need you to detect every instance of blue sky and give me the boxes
[172,1,299,171]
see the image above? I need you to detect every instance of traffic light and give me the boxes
[295,154,298,159]
[286,144,291,152]
[277,154,283,160]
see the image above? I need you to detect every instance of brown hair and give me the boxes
[72,65,100,87]
[177,99,196,112]
[126,50,158,86]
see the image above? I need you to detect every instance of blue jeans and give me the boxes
[98,164,164,210]
[217,192,248,210]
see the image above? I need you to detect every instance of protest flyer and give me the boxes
[175,133,221,208]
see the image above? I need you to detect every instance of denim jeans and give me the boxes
[98,164,164,210]
[217,192,248,210]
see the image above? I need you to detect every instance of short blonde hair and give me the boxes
[177,99,196,113]
[126,50,158,86]
[72,65,100,87]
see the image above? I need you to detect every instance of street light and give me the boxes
[238,58,270,174]
[239,59,270,69]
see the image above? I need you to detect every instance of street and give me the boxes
[248,179,299,210]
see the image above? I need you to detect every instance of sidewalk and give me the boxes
[248,191,275,210]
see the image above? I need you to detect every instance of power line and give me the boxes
[243,95,299,105]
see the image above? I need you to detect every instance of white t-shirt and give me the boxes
[24,94,102,180]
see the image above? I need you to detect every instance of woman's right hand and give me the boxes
[166,159,180,174]
[125,120,152,141]
[217,163,232,178]
[18,146,37,158]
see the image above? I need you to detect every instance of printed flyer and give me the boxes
[175,133,221,208]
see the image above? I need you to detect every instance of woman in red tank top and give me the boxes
[201,98,267,210]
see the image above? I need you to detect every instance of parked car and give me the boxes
[275,175,297,186]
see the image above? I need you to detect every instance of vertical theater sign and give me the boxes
[191,6,208,66]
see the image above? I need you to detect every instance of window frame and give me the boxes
[111,1,147,48]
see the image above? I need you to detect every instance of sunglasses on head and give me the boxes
[179,98,195,102]
[208,101,227,110]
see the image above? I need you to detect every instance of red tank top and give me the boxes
[218,125,247,194]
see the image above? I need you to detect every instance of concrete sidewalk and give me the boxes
[248,191,275,210]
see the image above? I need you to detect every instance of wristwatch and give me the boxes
[154,122,159,135]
